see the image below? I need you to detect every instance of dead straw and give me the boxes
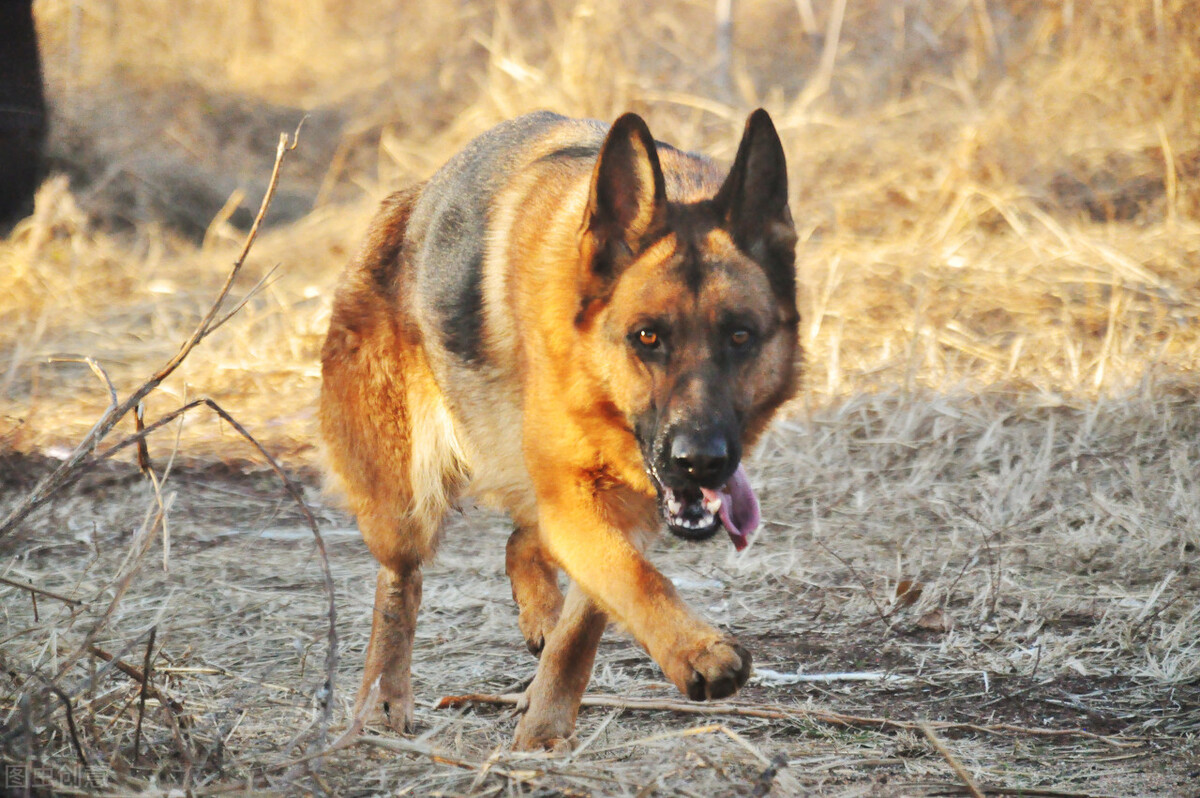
[1,124,340,787]
[0,128,298,542]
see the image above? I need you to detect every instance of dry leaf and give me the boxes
[894,579,924,607]
[915,608,953,632]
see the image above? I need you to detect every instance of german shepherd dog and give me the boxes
[320,109,800,749]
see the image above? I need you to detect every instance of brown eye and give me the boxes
[638,329,659,347]
[730,329,751,346]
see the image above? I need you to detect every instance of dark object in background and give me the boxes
[0,0,47,224]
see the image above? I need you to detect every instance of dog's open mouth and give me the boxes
[660,465,761,551]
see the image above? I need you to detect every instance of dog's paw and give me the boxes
[381,698,416,734]
[355,696,415,735]
[512,691,576,752]
[512,721,575,752]
[517,600,562,657]
[355,677,416,735]
[673,636,752,701]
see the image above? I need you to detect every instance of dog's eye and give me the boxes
[730,329,753,347]
[637,329,660,348]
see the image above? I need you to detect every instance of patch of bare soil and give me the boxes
[3,390,1199,796]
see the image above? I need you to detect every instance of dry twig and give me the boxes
[0,129,298,541]
[922,723,985,798]
[436,693,1141,749]
[0,574,84,607]
[132,625,157,764]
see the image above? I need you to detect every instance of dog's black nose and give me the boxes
[670,433,730,484]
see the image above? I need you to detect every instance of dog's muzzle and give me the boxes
[659,464,760,550]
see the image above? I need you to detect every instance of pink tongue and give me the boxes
[700,465,760,551]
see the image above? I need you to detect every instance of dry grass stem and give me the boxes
[922,723,986,798]
[0,575,84,607]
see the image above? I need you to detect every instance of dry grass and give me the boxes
[2,0,1200,795]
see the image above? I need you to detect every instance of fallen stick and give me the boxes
[912,782,1118,798]
[922,723,985,798]
[753,668,907,684]
[0,574,84,607]
[435,692,1140,749]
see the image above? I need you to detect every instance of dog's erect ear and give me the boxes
[580,113,668,288]
[715,109,797,298]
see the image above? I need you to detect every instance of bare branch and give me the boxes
[0,129,299,542]
[923,723,986,798]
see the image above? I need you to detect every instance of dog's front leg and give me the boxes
[536,493,752,705]
[512,582,606,750]
[506,523,564,657]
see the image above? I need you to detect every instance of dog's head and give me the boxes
[576,110,800,549]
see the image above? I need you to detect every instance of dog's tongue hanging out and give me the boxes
[702,465,761,551]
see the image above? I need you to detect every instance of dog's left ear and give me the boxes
[580,113,669,290]
[715,109,797,297]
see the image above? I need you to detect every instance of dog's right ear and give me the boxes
[579,113,668,292]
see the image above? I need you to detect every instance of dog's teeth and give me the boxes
[673,511,716,531]
[667,498,682,514]
[704,496,722,514]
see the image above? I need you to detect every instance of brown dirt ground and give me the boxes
[3,389,1199,796]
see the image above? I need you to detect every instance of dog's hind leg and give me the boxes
[359,548,423,732]
[331,358,464,732]
[505,524,563,656]
[512,583,606,750]
[326,360,465,733]
[320,186,467,733]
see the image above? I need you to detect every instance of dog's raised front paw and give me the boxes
[672,636,752,701]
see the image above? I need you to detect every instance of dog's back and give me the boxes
[408,111,594,372]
